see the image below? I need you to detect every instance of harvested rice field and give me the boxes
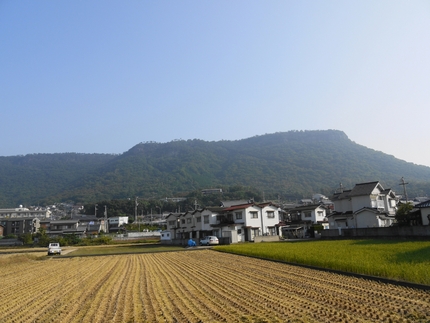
[0,250,429,323]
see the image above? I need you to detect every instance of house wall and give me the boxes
[420,207,430,226]
[334,198,352,213]
[351,195,371,212]
[244,206,263,232]
[261,205,280,235]
[200,209,218,233]
[355,211,378,228]
[383,196,397,215]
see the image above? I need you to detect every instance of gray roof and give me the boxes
[50,220,79,224]
[349,181,381,197]
[288,204,324,212]
[415,199,430,208]
[220,200,250,207]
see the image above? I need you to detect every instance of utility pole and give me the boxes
[399,177,409,202]
[104,205,108,233]
[134,197,138,222]
[95,204,98,218]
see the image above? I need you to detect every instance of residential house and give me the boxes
[165,213,182,239]
[165,201,281,243]
[282,204,328,238]
[108,216,129,232]
[48,220,85,237]
[328,181,397,229]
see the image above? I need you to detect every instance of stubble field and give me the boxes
[0,250,429,323]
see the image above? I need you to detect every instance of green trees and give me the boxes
[395,202,414,226]
[2,131,430,207]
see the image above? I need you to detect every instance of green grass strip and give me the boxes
[214,239,430,285]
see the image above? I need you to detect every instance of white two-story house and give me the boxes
[165,201,281,243]
[328,181,397,229]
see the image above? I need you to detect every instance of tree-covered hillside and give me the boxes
[1,130,429,207]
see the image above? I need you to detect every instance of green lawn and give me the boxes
[64,243,185,256]
[214,239,430,285]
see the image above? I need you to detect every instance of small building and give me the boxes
[414,199,430,226]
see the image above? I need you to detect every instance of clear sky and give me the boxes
[1,1,430,167]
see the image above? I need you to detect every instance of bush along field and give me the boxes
[214,239,430,286]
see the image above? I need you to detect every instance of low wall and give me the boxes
[254,235,280,243]
[321,226,430,239]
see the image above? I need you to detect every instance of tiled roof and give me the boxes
[223,203,255,211]
[349,181,380,197]
[288,204,323,212]
[415,199,430,208]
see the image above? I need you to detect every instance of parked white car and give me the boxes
[199,236,219,246]
[47,243,62,255]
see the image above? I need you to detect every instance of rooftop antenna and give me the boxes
[399,177,409,202]
[339,183,344,193]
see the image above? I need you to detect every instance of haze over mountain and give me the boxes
[1,130,429,208]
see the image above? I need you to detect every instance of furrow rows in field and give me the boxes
[2,260,93,322]
[110,256,135,323]
[178,253,322,318]
[139,256,159,322]
[153,252,238,322]
[164,252,303,322]
[144,253,201,323]
[180,251,430,322]
[74,256,127,323]
[61,257,122,323]
[1,250,430,323]
[142,254,176,322]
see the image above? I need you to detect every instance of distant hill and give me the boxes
[1,130,430,207]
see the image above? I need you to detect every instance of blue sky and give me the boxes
[2,1,430,167]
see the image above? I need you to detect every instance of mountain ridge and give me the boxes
[1,130,429,207]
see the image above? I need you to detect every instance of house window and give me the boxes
[204,215,209,224]
[168,220,175,226]
[187,218,191,224]
[268,227,276,235]
[252,228,260,236]
[212,230,219,237]
[250,212,258,219]
[196,216,201,223]
[235,212,242,220]
[237,229,242,234]
[181,219,185,224]
[304,212,311,218]
[267,211,275,218]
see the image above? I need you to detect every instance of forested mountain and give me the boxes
[1,130,430,207]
